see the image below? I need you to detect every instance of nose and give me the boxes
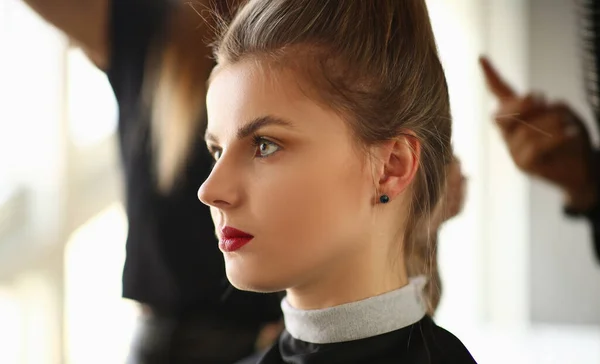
[197,157,240,209]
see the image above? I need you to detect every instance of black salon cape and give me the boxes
[237,316,477,364]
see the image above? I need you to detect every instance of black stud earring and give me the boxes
[379,195,390,204]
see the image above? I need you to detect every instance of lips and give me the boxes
[219,226,254,252]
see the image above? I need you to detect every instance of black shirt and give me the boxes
[105,0,281,324]
[238,278,477,364]
[242,317,476,364]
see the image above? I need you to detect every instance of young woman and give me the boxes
[199,0,477,363]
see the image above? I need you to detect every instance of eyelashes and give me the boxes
[206,134,282,163]
[207,145,222,162]
[251,134,281,158]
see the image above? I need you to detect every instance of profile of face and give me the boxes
[199,61,401,294]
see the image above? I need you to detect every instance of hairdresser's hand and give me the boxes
[431,156,467,231]
[480,56,598,211]
[444,157,467,221]
[255,320,284,351]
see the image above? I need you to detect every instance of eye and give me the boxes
[253,137,280,158]
[207,145,222,161]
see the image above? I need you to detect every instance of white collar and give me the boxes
[281,276,428,344]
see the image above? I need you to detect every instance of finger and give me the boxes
[533,104,583,140]
[494,93,547,136]
[509,109,565,149]
[479,56,517,100]
[447,162,463,187]
[509,118,573,172]
[518,134,572,173]
[553,102,588,136]
[564,123,580,137]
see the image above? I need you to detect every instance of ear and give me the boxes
[373,132,420,202]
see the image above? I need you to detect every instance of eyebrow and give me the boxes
[205,115,294,143]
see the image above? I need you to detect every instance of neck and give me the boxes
[286,242,408,310]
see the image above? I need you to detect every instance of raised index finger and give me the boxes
[479,56,517,100]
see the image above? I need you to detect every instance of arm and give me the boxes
[21,0,110,69]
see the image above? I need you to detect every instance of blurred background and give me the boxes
[1,0,600,363]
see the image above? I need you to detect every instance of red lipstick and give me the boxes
[220,226,254,252]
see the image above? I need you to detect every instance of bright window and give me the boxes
[67,48,118,148]
[64,202,139,364]
[0,287,23,364]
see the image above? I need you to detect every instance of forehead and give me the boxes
[205,60,348,138]
[207,61,304,118]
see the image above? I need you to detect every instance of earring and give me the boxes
[379,194,390,204]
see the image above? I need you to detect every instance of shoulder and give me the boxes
[414,316,477,363]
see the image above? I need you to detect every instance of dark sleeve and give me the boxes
[580,189,600,262]
[105,0,170,105]
[564,204,600,262]
[589,213,600,262]
[564,150,600,263]
[591,153,600,262]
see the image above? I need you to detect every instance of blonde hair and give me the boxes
[213,0,453,314]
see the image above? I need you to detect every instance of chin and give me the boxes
[225,263,288,293]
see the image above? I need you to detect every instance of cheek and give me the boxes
[251,150,370,251]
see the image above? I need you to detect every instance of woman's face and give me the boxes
[199,61,377,293]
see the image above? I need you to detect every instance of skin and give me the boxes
[199,60,420,310]
[21,0,110,68]
[480,56,597,211]
[430,156,466,233]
